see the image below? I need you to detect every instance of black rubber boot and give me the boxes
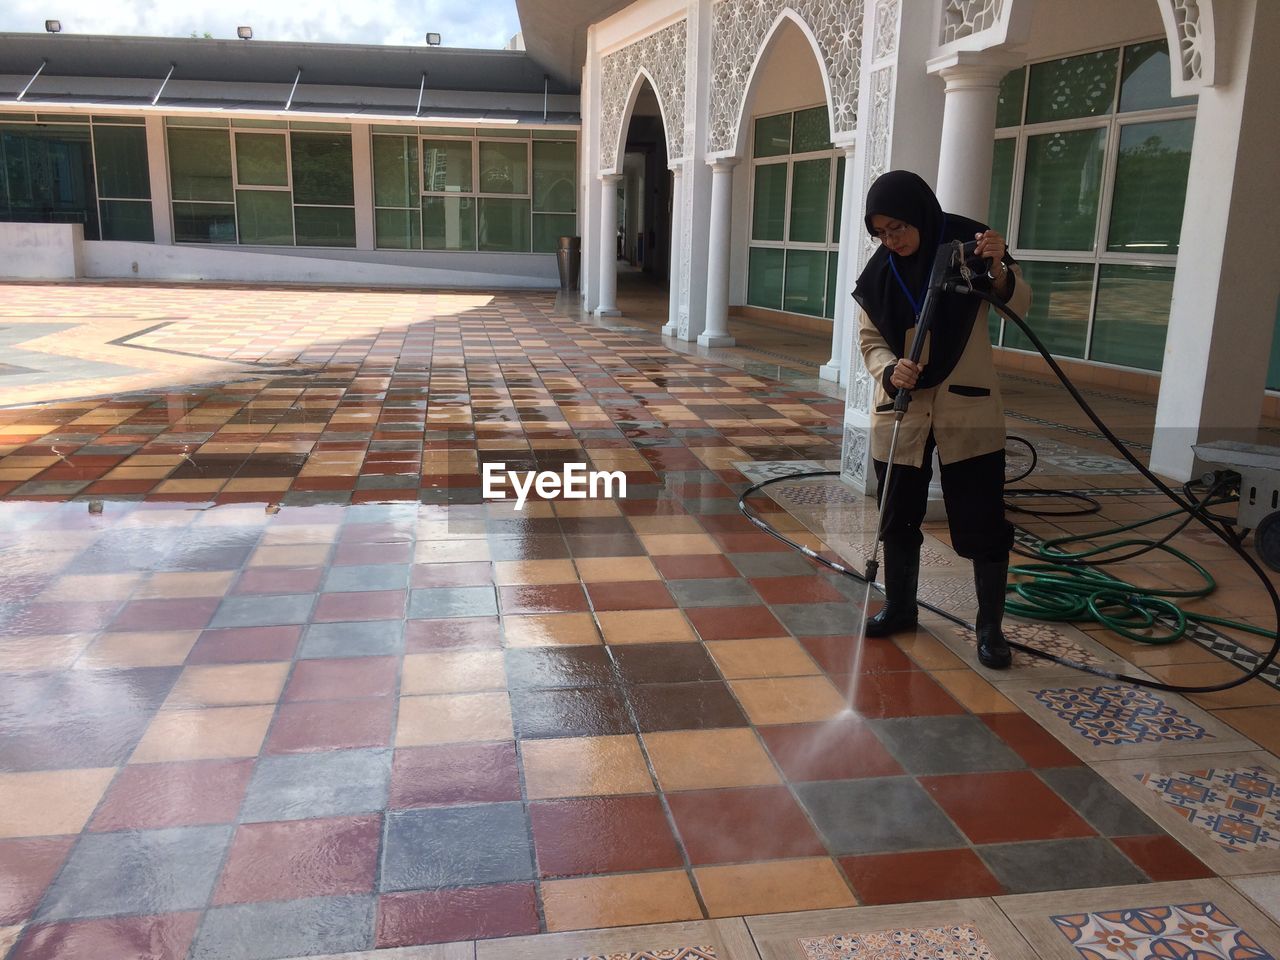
[864,540,920,637]
[973,558,1012,669]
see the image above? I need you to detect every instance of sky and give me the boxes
[0,0,522,48]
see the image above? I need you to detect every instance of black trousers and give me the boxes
[873,432,1013,562]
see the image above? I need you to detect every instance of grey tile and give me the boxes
[323,563,410,592]
[729,552,817,578]
[408,586,498,619]
[510,687,636,739]
[381,802,535,891]
[870,716,1025,775]
[190,895,375,960]
[977,837,1148,893]
[299,620,405,659]
[681,498,742,515]
[793,777,965,855]
[771,602,863,636]
[1038,767,1160,836]
[666,578,761,607]
[210,594,315,628]
[240,749,392,822]
[36,825,232,920]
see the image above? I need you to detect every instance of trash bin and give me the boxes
[556,236,581,290]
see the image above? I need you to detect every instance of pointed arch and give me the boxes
[597,17,688,175]
[603,69,676,178]
[1154,0,1216,95]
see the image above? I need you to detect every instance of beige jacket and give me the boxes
[858,265,1031,469]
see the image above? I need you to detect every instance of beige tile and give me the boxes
[414,539,492,564]
[521,735,655,799]
[494,560,578,586]
[396,693,513,746]
[402,650,507,695]
[573,557,661,583]
[259,524,341,546]
[77,631,201,669]
[627,516,706,535]
[895,631,967,670]
[931,670,1019,714]
[541,871,702,933]
[644,729,782,791]
[553,500,621,517]
[39,573,142,602]
[729,676,848,725]
[130,705,275,763]
[639,533,722,556]
[706,637,821,679]
[164,662,291,707]
[0,926,21,955]
[695,858,856,917]
[0,768,117,838]
[596,609,695,645]
[0,634,94,671]
[249,544,332,567]
[136,571,236,599]
[503,613,602,647]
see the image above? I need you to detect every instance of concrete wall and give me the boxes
[1020,0,1166,60]
[0,223,84,279]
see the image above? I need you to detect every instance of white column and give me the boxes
[663,164,684,336]
[821,143,859,382]
[699,159,737,347]
[595,173,622,316]
[350,123,375,251]
[1151,0,1280,480]
[144,116,172,245]
[927,55,1016,221]
[581,25,603,312]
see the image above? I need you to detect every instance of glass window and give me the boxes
[1002,259,1094,358]
[0,124,99,238]
[93,125,150,199]
[751,163,787,242]
[747,247,785,310]
[1268,300,1280,391]
[988,137,1016,236]
[824,250,839,319]
[172,201,236,243]
[422,140,473,193]
[167,128,233,202]
[831,155,845,244]
[478,197,531,251]
[294,206,356,247]
[789,159,830,244]
[373,135,418,208]
[423,196,476,250]
[753,113,791,159]
[792,106,831,153]
[479,141,528,195]
[375,208,422,250]
[533,213,577,253]
[1025,49,1119,124]
[99,199,153,241]
[1017,128,1106,250]
[1106,118,1193,255]
[289,133,353,206]
[1089,264,1173,370]
[1120,40,1196,113]
[533,141,575,212]
[235,133,288,187]
[784,250,827,316]
[996,68,1025,128]
[236,190,293,245]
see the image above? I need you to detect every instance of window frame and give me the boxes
[231,129,295,245]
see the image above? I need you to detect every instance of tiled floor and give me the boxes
[1,277,1279,959]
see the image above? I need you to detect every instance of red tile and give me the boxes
[801,636,916,675]
[11,913,201,960]
[284,656,399,701]
[265,699,395,754]
[712,533,791,553]
[334,541,413,565]
[849,671,966,719]
[411,562,494,588]
[760,718,904,781]
[750,576,847,604]
[404,616,502,652]
[4,602,119,636]
[233,567,326,595]
[0,838,76,925]
[214,815,382,905]
[390,743,522,808]
[685,605,787,641]
[187,625,302,663]
[666,786,826,864]
[652,555,741,580]
[110,598,221,631]
[89,759,254,831]
[920,771,1096,844]
[529,796,682,878]
[1113,835,1214,881]
[292,476,356,492]
[313,590,406,622]
[497,583,589,615]
[584,581,676,611]
[840,848,1004,905]
[376,883,539,947]
[979,714,1084,768]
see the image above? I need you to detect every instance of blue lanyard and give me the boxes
[887,218,947,322]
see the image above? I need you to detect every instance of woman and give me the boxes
[853,170,1031,669]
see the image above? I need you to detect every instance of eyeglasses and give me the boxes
[870,222,911,243]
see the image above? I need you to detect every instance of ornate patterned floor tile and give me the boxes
[1033,685,1207,747]
[1136,765,1280,854]
[798,922,993,959]
[1050,901,1274,960]
[571,949,716,960]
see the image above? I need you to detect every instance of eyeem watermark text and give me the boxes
[482,463,627,510]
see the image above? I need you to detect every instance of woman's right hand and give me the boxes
[890,358,923,390]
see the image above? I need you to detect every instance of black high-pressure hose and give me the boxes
[737,286,1280,695]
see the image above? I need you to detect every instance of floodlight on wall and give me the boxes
[45,19,61,33]
[425,33,441,45]
[237,25,253,39]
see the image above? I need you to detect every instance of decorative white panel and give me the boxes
[939,0,1005,45]
[873,0,899,58]
[1166,0,1208,84]
[599,19,689,172]
[707,0,864,156]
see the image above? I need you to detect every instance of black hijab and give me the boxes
[852,170,1009,390]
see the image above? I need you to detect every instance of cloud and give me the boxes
[0,0,521,48]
